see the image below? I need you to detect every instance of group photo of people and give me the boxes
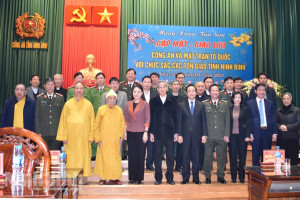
[1,54,299,186]
[0,0,299,198]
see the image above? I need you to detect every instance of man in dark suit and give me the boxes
[169,80,186,172]
[247,83,277,166]
[195,81,209,171]
[26,75,45,101]
[149,81,177,185]
[249,72,277,110]
[141,75,158,171]
[177,84,208,184]
[195,81,209,102]
[233,77,248,106]
[54,74,67,102]
[1,84,35,132]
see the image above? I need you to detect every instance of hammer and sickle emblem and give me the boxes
[70,7,86,23]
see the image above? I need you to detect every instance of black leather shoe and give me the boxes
[91,156,96,161]
[135,180,142,185]
[122,155,127,160]
[240,179,245,183]
[205,178,211,184]
[146,166,155,171]
[193,178,201,184]
[174,168,182,172]
[128,180,135,184]
[180,179,189,184]
[231,179,236,183]
[217,177,226,184]
[167,179,175,185]
[154,180,161,185]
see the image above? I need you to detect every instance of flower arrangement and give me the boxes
[83,78,97,88]
[242,78,285,98]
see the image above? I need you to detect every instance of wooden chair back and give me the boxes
[0,127,50,179]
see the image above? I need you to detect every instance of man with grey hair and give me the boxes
[149,80,177,185]
[1,84,36,131]
[54,74,67,102]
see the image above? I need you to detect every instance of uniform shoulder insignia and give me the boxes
[90,86,96,89]
[56,93,63,96]
[37,93,44,98]
[120,81,125,83]
[221,99,227,102]
[68,86,74,89]
[202,99,209,102]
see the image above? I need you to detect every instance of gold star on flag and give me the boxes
[98,7,114,24]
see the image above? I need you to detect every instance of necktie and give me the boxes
[213,101,217,106]
[129,84,132,88]
[259,100,265,126]
[49,96,52,100]
[228,92,232,97]
[190,101,194,115]
[99,88,102,92]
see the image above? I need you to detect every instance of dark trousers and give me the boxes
[182,137,201,180]
[146,140,154,168]
[127,131,146,181]
[44,136,62,150]
[229,134,248,181]
[153,139,174,181]
[122,140,128,157]
[197,142,204,170]
[252,129,272,166]
[204,139,227,178]
[175,142,182,169]
[277,138,299,165]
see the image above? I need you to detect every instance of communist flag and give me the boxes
[92,6,118,26]
[66,5,92,25]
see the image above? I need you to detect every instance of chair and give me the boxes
[0,127,50,180]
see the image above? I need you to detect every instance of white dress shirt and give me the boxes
[256,97,267,127]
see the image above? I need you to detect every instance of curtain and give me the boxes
[120,0,300,106]
[62,0,121,88]
[0,0,64,116]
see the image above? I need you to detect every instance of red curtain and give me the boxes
[62,0,121,88]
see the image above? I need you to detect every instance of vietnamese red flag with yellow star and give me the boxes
[92,6,118,26]
[62,0,121,88]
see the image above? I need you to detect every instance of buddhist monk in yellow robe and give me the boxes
[56,83,94,182]
[80,54,102,88]
[94,90,125,185]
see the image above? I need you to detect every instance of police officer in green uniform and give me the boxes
[35,77,65,150]
[89,72,110,160]
[67,72,91,101]
[150,72,160,92]
[203,83,230,184]
[119,68,142,101]
[168,72,187,97]
[219,76,234,106]
[119,68,141,160]
[90,72,111,115]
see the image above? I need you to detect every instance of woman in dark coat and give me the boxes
[229,92,250,183]
[276,92,300,165]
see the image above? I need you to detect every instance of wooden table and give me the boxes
[245,166,300,200]
[0,175,66,198]
[33,168,83,199]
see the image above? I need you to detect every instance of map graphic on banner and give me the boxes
[127,24,253,84]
